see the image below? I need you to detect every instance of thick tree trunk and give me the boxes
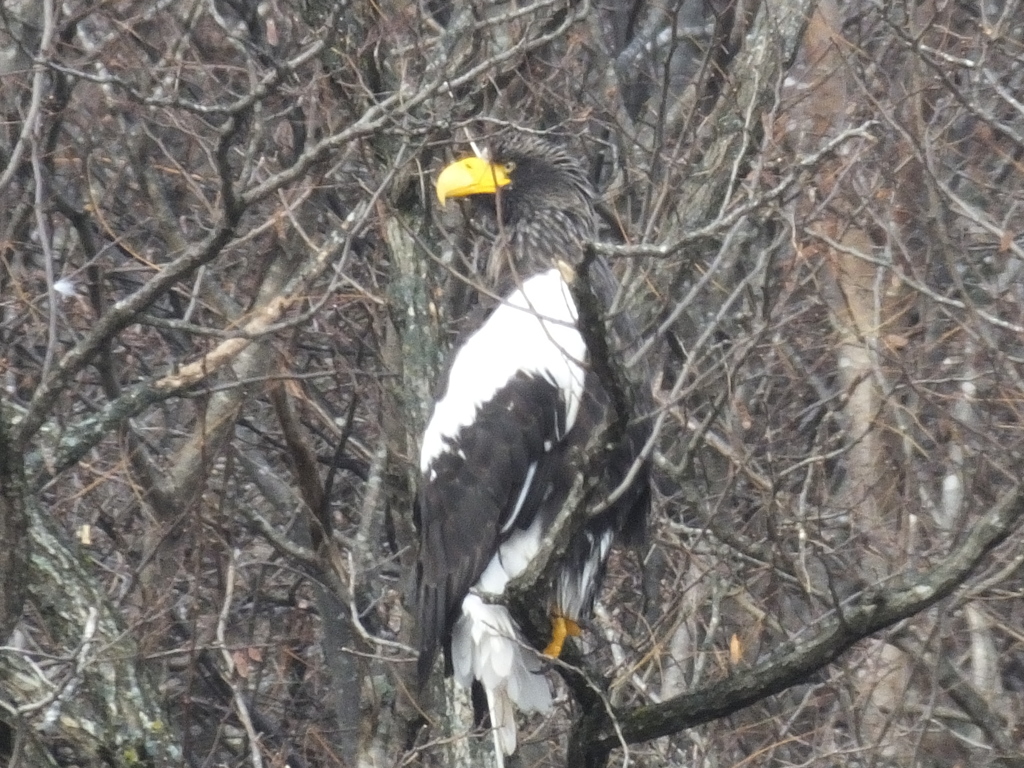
[9,490,184,766]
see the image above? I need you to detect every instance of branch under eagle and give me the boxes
[414,135,652,758]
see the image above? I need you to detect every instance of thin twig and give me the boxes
[217,550,264,768]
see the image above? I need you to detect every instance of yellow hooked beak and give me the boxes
[435,156,512,204]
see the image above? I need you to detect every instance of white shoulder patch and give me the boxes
[420,269,587,471]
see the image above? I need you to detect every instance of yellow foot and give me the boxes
[542,614,582,658]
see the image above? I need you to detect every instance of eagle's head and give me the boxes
[436,135,596,273]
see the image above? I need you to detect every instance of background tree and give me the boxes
[1,1,1022,767]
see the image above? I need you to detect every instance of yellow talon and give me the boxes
[543,615,582,657]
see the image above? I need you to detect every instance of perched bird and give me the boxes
[415,134,651,758]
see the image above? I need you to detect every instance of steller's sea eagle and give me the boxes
[415,135,651,758]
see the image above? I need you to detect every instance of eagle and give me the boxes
[415,135,651,758]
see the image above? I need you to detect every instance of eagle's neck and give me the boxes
[485,206,594,291]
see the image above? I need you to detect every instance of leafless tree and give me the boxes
[1,0,1022,767]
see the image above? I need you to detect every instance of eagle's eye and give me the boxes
[503,160,516,173]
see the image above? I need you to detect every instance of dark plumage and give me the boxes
[415,135,651,758]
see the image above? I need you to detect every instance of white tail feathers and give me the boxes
[451,594,552,755]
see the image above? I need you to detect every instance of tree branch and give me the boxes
[569,482,1024,767]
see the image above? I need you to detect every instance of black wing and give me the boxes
[415,372,570,686]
